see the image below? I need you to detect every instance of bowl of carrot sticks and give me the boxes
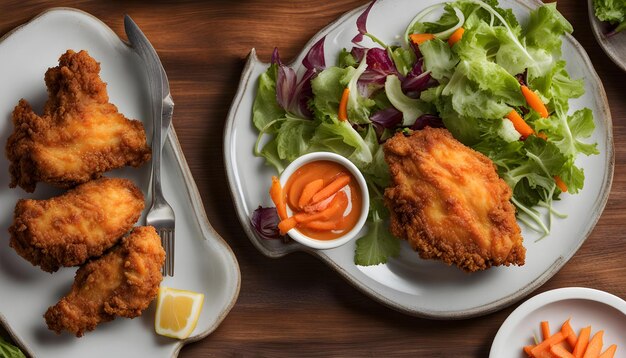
[270,152,369,250]
[490,287,626,358]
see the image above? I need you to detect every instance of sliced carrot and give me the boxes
[270,176,288,220]
[542,321,552,340]
[536,351,556,358]
[573,327,592,358]
[278,216,297,235]
[301,219,341,231]
[448,27,465,46]
[298,179,324,209]
[506,109,534,138]
[583,331,604,358]
[310,174,351,204]
[338,88,350,121]
[561,319,577,347]
[554,176,568,193]
[521,85,549,118]
[524,345,534,356]
[598,344,617,358]
[537,132,548,140]
[294,191,348,223]
[287,177,302,209]
[410,33,435,45]
[532,332,566,357]
[551,344,575,358]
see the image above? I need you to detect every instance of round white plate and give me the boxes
[224,0,613,318]
[490,287,626,357]
[0,8,240,358]
[588,0,626,72]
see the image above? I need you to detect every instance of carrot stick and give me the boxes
[582,330,603,358]
[310,174,351,204]
[598,344,617,358]
[536,132,548,140]
[524,345,535,357]
[542,321,552,340]
[338,88,350,121]
[301,219,341,231]
[551,344,575,358]
[448,27,465,46]
[270,176,288,220]
[506,110,534,138]
[288,178,301,209]
[554,176,568,193]
[532,332,566,357]
[521,85,549,118]
[561,319,577,347]
[278,217,297,235]
[536,351,556,358]
[410,33,435,45]
[298,179,324,209]
[573,327,592,358]
[294,191,348,223]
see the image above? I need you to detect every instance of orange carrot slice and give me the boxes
[311,174,351,204]
[521,85,549,118]
[561,319,577,347]
[554,176,568,193]
[270,176,288,220]
[542,321,552,340]
[551,344,575,358]
[532,332,566,357]
[524,345,535,357]
[448,27,465,46]
[583,331,604,358]
[298,179,325,209]
[506,110,534,138]
[598,344,617,358]
[302,219,341,231]
[338,88,350,121]
[410,33,435,45]
[573,327,592,358]
[278,216,297,235]
[537,132,548,140]
[295,191,348,223]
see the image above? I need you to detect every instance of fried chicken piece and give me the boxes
[9,178,144,272]
[5,49,151,192]
[44,226,165,337]
[384,128,525,272]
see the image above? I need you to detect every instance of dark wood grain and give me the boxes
[1,1,625,357]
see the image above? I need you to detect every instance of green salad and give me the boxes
[250,0,598,266]
[594,0,626,36]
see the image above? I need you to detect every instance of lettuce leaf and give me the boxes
[419,38,458,81]
[0,337,25,358]
[524,3,573,56]
[354,196,400,266]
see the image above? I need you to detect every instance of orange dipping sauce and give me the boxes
[283,160,362,240]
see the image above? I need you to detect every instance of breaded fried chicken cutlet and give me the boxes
[383,128,525,272]
[6,50,151,192]
[9,178,145,272]
[45,226,165,337]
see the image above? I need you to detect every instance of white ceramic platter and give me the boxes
[588,0,626,72]
[0,8,240,358]
[490,287,626,357]
[225,0,613,319]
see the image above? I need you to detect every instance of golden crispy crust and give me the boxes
[9,177,144,272]
[44,226,165,337]
[384,128,525,272]
[5,50,150,192]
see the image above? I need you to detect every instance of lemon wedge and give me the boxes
[155,287,204,339]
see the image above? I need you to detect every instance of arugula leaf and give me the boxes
[355,197,400,266]
[0,336,25,358]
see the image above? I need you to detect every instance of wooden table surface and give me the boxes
[1,0,625,357]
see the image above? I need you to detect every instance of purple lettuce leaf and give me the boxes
[251,206,283,240]
[371,107,403,128]
[274,37,327,119]
[410,114,445,130]
[350,47,399,97]
[352,0,377,44]
[401,59,433,99]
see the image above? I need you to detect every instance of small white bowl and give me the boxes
[279,152,369,250]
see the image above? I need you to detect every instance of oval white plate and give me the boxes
[0,8,240,358]
[224,0,613,319]
[490,287,626,357]
[588,0,626,72]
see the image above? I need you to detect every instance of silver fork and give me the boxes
[125,15,176,276]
